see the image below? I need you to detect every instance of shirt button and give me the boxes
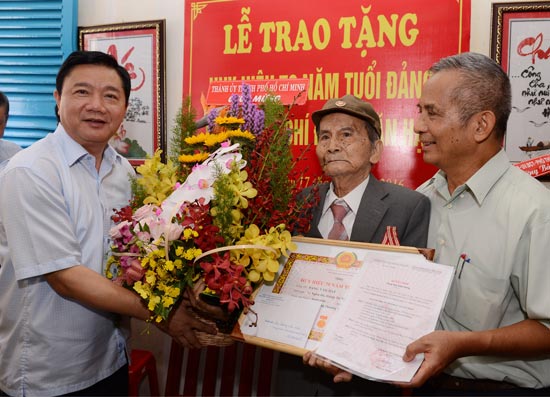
[438,239,445,245]
[447,204,453,209]
[460,194,465,198]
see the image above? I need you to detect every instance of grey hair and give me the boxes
[364,120,379,144]
[429,52,511,140]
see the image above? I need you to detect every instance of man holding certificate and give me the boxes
[407,52,550,395]
[306,53,550,396]
[276,95,431,396]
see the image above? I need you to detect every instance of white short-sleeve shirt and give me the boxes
[0,125,135,396]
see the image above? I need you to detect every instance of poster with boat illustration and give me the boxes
[493,5,550,162]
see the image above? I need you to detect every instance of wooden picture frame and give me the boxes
[79,20,166,165]
[491,3,550,163]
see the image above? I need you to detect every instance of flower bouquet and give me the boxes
[106,84,318,344]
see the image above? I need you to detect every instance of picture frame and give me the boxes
[490,3,550,163]
[79,20,166,165]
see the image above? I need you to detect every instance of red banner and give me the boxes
[514,154,550,178]
[184,0,471,188]
[207,78,309,105]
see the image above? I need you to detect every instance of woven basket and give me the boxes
[194,314,236,347]
[188,281,238,347]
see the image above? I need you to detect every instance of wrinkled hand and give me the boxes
[302,351,353,383]
[157,301,218,349]
[395,330,465,388]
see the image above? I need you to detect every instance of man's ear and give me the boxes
[370,139,384,164]
[473,110,496,143]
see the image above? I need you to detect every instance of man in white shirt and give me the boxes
[0,51,216,397]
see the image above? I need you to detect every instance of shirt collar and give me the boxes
[52,124,88,166]
[431,149,511,205]
[464,149,510,205]
[323,176,370,215]
[52,124,122,169]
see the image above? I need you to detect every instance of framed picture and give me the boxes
[491,3,550,163]
[79,20,166,165]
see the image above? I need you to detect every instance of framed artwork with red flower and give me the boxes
[78,20,166,166]
[491,2,550,164]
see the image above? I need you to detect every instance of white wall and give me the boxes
[77,0,543,394]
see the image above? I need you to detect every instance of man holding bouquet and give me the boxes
[0,51,215,397]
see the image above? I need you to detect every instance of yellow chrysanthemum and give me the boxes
[184,133,210,145]
[227,129,255,141]
[178,152,210,164]
[215,116,245,125]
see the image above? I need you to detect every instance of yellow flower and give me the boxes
[178,152,210,164]
[184,133,210,145]
[145,271,157,286]
[215,116,245,125]
[228,129,256,141]
[182,228,198,240]
[133,281,150,299]
[148,295,161,311]
[248,269,261,283]
[162,296,175,308]
[136,150,179,206]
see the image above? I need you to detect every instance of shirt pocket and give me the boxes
[444,262,510,331]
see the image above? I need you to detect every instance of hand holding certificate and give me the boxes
[231,237,452,383]
[314,249,453,382]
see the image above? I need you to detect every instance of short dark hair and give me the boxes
[0,91,9,120]
[55,50,131,120]
[363,120,379,144]
[429,52,511,140]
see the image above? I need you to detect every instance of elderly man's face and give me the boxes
[414,70,476,172]
[316,112,381,184]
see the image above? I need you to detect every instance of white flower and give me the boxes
[160,141,245,222]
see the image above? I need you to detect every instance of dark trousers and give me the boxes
[1,364,128,397]
[410,373,550,396]
[64,363,129,396]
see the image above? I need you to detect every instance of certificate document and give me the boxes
[231,236,448,367]
[315,249,453,382]
[272,250,364,350]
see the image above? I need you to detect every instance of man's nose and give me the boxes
[87,94,106,112]
[413,114,426,135]
[327,136,342,151]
